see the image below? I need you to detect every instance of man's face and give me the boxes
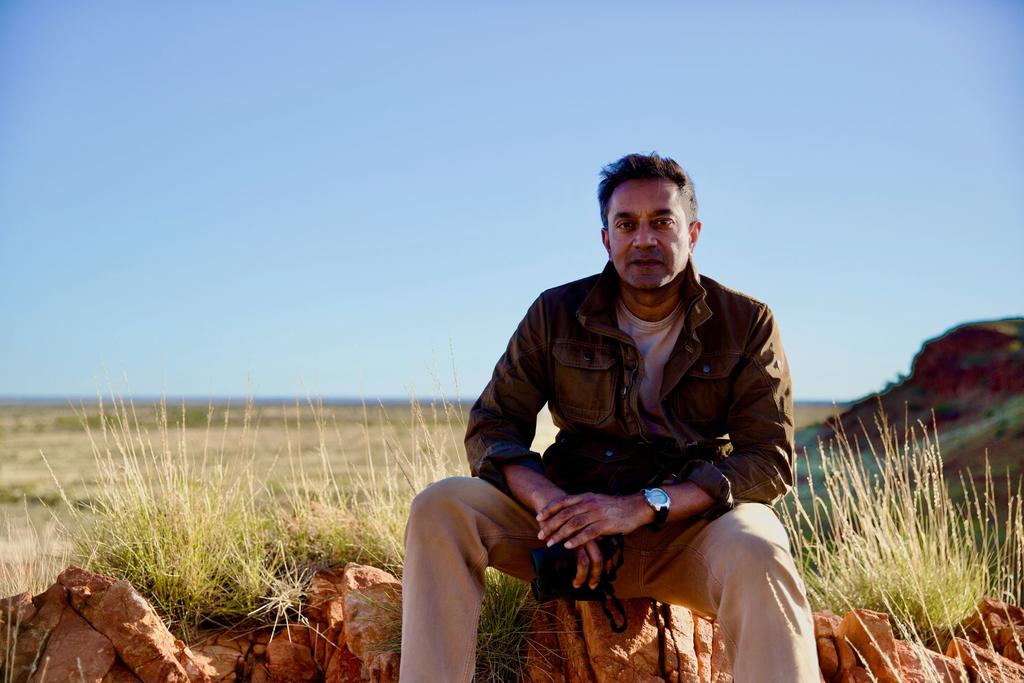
[601,178,701,293]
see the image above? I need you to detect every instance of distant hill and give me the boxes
[814,318,1024,483]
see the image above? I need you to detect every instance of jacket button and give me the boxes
[583,352,593,361]
[703,365,711,373]
[605,450,615,457]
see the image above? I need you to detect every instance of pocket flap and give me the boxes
[685,353,741,379]
[552,340,616,370]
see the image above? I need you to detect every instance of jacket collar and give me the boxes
[576,259,710,334]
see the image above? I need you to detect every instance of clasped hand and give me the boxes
[535,492,651,589]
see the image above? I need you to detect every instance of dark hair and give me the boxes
[597,153,697,229]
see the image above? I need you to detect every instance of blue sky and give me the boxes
[1,0,1021,403]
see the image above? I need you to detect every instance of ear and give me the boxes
[688,220,702,251]
[601,227,611,258]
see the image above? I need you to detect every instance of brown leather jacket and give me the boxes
[465,259,795,510]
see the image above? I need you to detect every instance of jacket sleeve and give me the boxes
[465,294,551,494]
[686,304,795,508]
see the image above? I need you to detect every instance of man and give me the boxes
[401,153,819,682]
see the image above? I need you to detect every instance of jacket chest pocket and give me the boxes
[551,340,617,425]
[671,353,741,427]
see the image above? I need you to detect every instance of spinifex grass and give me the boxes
[781,410,1023,648]
[474,569,540,683]
[45,394,279,637]
[0,503,71,599]
[28,383,538,681]
[277,393,467,576]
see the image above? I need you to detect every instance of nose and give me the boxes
[631,222,658,248]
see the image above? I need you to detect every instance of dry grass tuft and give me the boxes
[781,410,1023,650]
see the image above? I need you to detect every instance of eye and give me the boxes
[655,218,674,228]
[616,221,635,231]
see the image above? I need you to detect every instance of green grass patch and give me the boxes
[781,411,1023,648]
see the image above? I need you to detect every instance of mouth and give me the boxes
[629,259,663,267]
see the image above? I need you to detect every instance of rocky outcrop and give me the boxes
[818,318,1024,476]
[522,599,725,682]
[815,608,965,683]
[5,565,1024,682]
[0,566,212,683]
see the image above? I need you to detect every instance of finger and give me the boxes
[584,540,603,589]
[538,503,591,540]
[562,523,603,550]
[604,549,616,576]
[572,547,590,588]
[536,494,585,522]
[546,514,597,547]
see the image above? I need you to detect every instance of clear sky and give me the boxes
[1,0,1022,403]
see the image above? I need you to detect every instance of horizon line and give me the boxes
[0,394,854,407]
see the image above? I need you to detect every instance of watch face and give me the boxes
[645,488,670,508]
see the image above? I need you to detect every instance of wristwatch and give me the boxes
[642,487,671,531]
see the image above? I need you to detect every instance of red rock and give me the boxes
[526,599,704,683]
[210,630,252,653]
[962,598,1024,648]
[693,613,713,683]
[59,566,116,607]
[838,667,873,682]
[709,620,732,683]
[323,643,365,683]
[338,564,401,600]
[249,662,270,683]
[979,598,1024,627]
[341,565,402,683]
[102,662,143,682]
[1005,638,1024,665]
[923,647,968,682]
[364,651,400,683]
[836,609,901,683]
[816,637,839,680]
[176,638,217,682]
[836,634,857,674]
[28,606,116,683]
[578,598,662,681]
[56,566,209,683]
[8,583,68,682]
[553,599,593,683]
[664,605,699,683]
[989,612,1009,632]
[0,591,37,671]
[813,611,841,640]
[895,640,930,683]
[0,592,36,627]
[524,606,567,683]
[998,625,1024,652]
[895,640,965,683]
[310,622,342,672]
[947,636,1024,681]
[265,625,317,683]
[306,567,347,624]
[189,643,242,682]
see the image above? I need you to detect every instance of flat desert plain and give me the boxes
[0,398,843,535]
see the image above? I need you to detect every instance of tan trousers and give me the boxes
[400,477,819,682]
